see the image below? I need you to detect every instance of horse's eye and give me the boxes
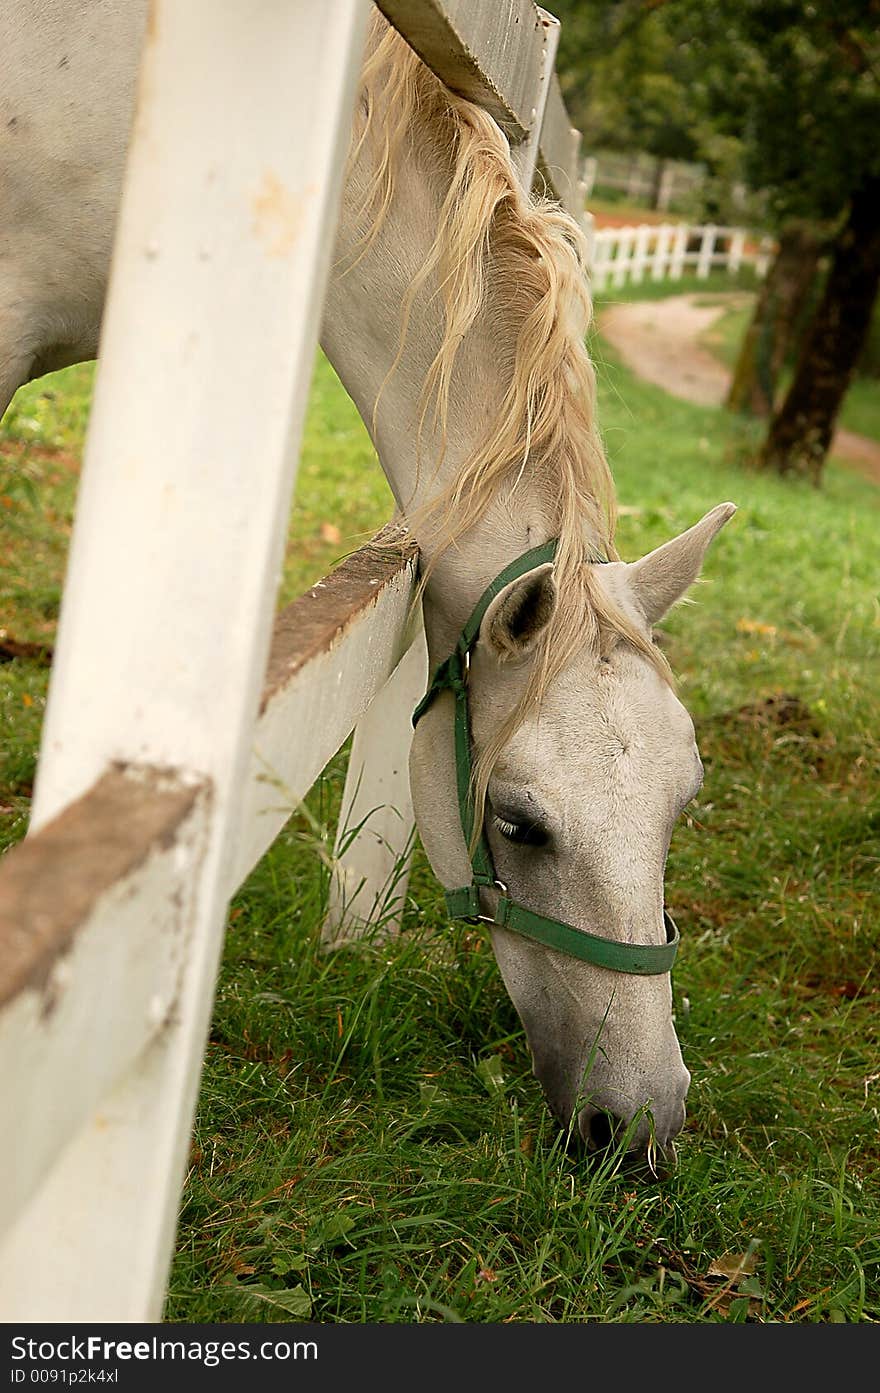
[492,813,548,848]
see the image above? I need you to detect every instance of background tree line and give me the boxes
[549,0,880,484]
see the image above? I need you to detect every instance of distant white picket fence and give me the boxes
[586,220,775,292]
[582,151,709,210]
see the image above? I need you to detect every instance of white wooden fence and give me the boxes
[582,151,709,211]
[586,220,775,292]
[0,0,585,1322]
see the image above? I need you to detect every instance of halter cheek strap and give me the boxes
[412,540,680,976]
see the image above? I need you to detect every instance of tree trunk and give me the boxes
[726,222,821,416]
[759,179,880,482]
[650,158,667,211]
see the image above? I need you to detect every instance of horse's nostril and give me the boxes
[587,1109,617,1151]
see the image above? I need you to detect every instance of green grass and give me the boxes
[2,291,878,1323]
[596,267,763,306]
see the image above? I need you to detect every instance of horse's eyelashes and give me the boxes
[492,813,549,848]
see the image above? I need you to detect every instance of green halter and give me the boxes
[412,540,680,975]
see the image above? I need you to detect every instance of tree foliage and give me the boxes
[549,0,880,480]
[550,1,704,163]
[677,0,880,226]
[551,0,880,229]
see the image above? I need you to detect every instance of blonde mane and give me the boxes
[355,16,671,839]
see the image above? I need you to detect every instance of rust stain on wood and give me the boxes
[261,528,419,711]
[0,766,207,1010]
[251,172,313,258]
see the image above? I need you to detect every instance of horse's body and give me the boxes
[1,3,735,1159]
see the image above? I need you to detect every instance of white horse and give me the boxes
[0,4,735,1160]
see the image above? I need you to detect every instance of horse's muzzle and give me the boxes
[577,1068,691,1165]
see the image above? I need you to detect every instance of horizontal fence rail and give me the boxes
[587,220,775,292]
[235,530,421,891]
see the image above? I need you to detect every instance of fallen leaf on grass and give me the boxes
[704,1250,763,1318]
[238,1283,312,1318]
[707,1251,758,1281]
[653,1243,765,1320]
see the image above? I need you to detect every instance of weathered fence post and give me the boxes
[510,6,559,191]
[583,211,597,273]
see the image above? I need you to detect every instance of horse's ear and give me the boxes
[479,563,556,660]
[628,503,736,625]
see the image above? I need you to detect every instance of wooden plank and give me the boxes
[234,530,420,887]
[536,70,583,221]
[260,530,417,708]
[322,627,427,944]
[510,7,559,193]
[0,768,209,1237]
[375,0,544,138]
[3,0,373,1323]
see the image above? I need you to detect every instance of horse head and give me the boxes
[410,503,735,1162]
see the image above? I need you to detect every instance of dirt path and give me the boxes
[599,293,880,484]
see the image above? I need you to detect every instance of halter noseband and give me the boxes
[412,540,680,975]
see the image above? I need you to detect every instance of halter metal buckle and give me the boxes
[477,879,508,924]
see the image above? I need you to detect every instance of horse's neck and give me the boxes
[320,117,551,659]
